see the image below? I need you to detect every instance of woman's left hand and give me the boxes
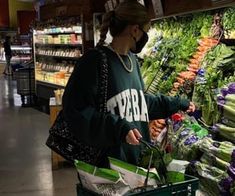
[186,102,196,113]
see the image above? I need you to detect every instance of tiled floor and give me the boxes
[0,73,77,196]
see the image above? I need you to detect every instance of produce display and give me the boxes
[192,44,235,125]
[213,84,235,142]
[170,37,218,97]
[222,7,235,39]
[141,12,213,95]
[138,6,235,195]
[167,107,235,195]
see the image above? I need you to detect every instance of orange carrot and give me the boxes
[173,82,181,89]
[189,64,199,69]
[190,59,199,64]
[157,119,166,125]
[187,67,198,73]
[176,77,185,84]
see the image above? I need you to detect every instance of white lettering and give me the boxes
[115,90,128,119]
[107,96,117,114]
[125,90,133,122]
[140,90,149,122]
[131,89,140,121]
[106,89,149,122]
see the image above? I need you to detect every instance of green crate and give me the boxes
[77,174,199,196]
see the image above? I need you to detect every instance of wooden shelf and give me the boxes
[151,1,235,21]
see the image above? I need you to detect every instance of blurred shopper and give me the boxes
[3,36,12,75]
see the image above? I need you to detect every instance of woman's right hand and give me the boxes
[126,129,142,145]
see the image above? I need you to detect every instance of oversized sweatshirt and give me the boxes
[62,46,190,166]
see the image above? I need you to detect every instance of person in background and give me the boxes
[0,39,4,60]
[3,36,12,75]
[62,0,195,167]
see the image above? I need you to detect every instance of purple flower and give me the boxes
[232,150,235,162]
[184,135,199,145]
[228,83,235,94]
[220,88,228,97]
[211,125,219,133]
[219,177,233,191]
[197,69,205,76]
[179,129,190,138]
[227,166,235,180]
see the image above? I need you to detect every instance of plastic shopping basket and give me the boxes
[76,174,199,196]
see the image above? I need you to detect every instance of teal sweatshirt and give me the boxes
[62,46,189,167]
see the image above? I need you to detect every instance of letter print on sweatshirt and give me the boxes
[107,89,149,122]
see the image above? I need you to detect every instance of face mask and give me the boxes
[131,29,149,54]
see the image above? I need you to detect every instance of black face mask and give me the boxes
[131,29,149,54]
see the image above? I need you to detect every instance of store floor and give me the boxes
[0,74,77,196]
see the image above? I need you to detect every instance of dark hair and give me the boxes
[97,0,150,46]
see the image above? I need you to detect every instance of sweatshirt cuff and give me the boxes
[119,121,137,143]
[180,98,190,111]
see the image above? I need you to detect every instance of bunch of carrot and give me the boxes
[149,119,166,141]
[171,38,218,94]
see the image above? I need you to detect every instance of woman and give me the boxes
[63,1,195,167]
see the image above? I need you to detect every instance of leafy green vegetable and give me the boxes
[222,7,235,37]
[141,12,213,95]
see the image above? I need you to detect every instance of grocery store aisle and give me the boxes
[0,74,77,196]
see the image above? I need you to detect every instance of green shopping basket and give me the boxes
[76,174,199,196]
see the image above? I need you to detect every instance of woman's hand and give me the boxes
[186,102,196,113]
[126,129,142,145]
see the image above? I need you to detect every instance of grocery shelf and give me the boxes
[36,54,81,60]
[36,80,66,88]
[35,31,82,35]
[11,46,32,50]
[35,43,82,47]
